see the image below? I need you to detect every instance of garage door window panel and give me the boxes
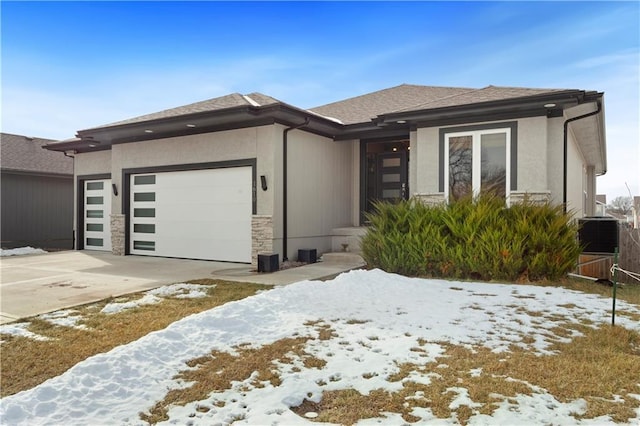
[134,208,155,218]
[134,192,156,202]
[133,241,155,251]
[134,224,155,234]
[134,175,156,185]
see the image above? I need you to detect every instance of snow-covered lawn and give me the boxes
[1,269,639,425]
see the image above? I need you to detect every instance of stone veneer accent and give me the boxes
[251,215,274,266]
[415,191,552,206]
[110,214,126,256]
[509,191,551,205]
[413,193,446,206]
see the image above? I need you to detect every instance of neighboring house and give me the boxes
[595,194,607,217]
[1,133,74,249]
[44,84,606,264]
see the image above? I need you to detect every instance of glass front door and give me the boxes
[363,140,409,220]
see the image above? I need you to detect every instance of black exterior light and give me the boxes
[260,175,267,191]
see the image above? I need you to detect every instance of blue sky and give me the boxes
[2,1,638,200]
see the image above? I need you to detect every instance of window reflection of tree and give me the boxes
[449,137,472,200]
[481,165,506,198]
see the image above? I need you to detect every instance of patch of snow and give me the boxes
[0,323,50,341]
[447,387,482,410]
[147,283,212,299]
[1,269,638,425]
[100,294,161,314]
[0,247,47,257]
[38,310,87,329]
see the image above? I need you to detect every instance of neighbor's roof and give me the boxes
[85,92,282,130]
[1,133,73,175]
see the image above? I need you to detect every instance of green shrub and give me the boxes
[360,194,582,281]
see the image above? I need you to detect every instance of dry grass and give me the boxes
[2,274,639,425]
[139,316,640,425]
[291,325,640,425]
[141,324,334,424]
[550,277,640,306]
[0,280,270,397]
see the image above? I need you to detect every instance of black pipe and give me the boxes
[63,150,76,249]
[563,100,602,214]
[282,118,310,261]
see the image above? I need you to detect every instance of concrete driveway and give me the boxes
[1,250,366,324]
[0,250,251,324]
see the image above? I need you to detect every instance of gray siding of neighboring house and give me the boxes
[1,172,74,249]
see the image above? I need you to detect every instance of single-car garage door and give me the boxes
[129,167,252,262]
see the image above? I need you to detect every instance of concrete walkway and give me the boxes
[0,250,364,324]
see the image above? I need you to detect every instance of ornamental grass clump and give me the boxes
[361,194,582,281]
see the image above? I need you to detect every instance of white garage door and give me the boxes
[84,179,112,251]
[129,167,252,262]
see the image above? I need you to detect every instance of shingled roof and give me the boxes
[1,133,73,175]
[393,85,570,112]
[81,84,579,132]
[309,84,573,124]
[308,84,474,125]
[85,92,283,130]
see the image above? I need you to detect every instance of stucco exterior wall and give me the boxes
[412,127,439,197]
[566,128,586,218]
[516,116,548,194]
[350,140,360,226]
[546,117,565,206]
[75,150,111,177]
[110,127,270,211]
[282,128,354,259]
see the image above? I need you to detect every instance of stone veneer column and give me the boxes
[251,215,274,267]
[110,214,126,256]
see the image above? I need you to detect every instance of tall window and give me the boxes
[445,128,510,201]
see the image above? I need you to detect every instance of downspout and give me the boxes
[563,100,602,214]
[282,117,310,261]
[63,150,76,249]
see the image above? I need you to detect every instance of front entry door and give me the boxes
[363,140,410,222]
[377,152,408,203]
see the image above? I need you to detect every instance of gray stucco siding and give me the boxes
[281,128,354,259]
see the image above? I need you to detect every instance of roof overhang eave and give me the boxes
[373,90,588,126]
[565,97,607,175]
[46,104,345,153]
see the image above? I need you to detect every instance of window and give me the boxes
[134,175,156,185]
[86,196,104,205]
[134,208,155,218]
[134,192,156,202]
[445,128,510,201]
[86,223,103,232]
[86,238,103,247]
[86,182,104,190]
[134,224,155,234]
[133,241,155,251]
